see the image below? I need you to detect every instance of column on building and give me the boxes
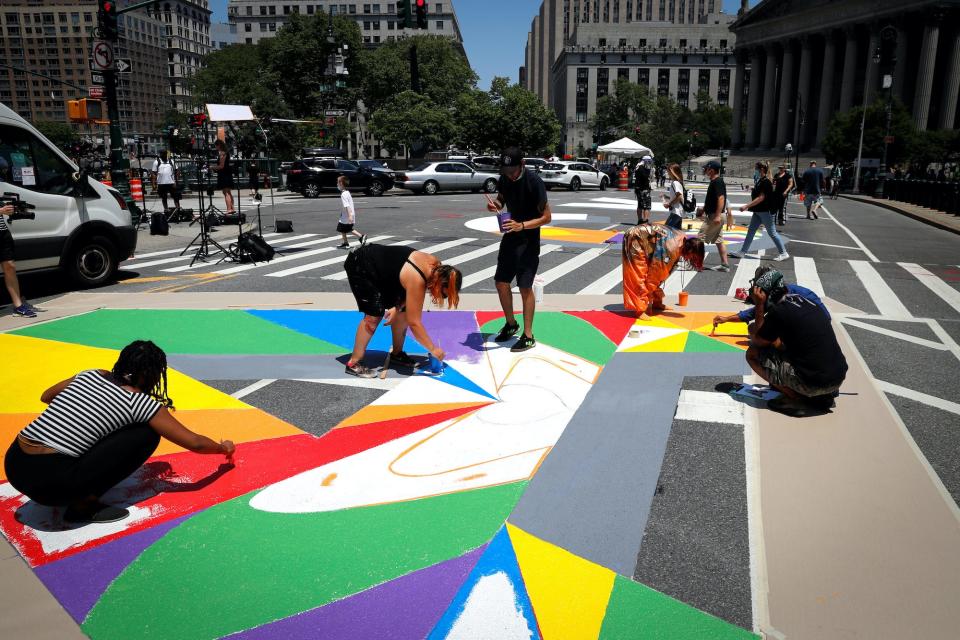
[795,36,813,148]
[940,26,960,129]
[913,15,942,130]
[839,27,858,112]
[775,40,797,148]
[816,33,839,147]
[731,54,747,148]
[759,44,779,148]
[864,27,881,105]
[745,48,764,148]
[891,25,908,103]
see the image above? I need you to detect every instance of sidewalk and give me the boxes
[840,193,960,235]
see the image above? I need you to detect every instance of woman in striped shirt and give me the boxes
[4,341,235,524]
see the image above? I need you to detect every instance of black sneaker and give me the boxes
[360,234,368,245]
[494,321,520,342]
[510,334,536,352]
[337,243,350,249]
[389,350,418,368]
[64,503,130,524]
[345,361,376,378]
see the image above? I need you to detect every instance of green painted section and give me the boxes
[11,309,343,355]
[82,482,527,640]
[598,575,759,639]
[479,312,616,365]
[683,331,745,354]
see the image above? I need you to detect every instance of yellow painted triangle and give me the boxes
[693,321,748,336]
[506,523,615,640]
[0,334,248,413]
[624,331,690,352]
[334,402,490,429]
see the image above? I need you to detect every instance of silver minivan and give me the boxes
[0,103,136,287]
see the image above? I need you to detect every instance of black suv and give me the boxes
[286,158,394,197]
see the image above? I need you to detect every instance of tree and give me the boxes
[589,79,654,143]
[34,120,78,153]
[369,91,456,157]
[691,90,732,150]
[486,81,561,155]
[452,89,496,152]
[360,35,477,111]
[822,98,915,166]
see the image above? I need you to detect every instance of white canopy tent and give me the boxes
[597,137,653,157]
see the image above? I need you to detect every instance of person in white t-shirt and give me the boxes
[151,150,181,213]
[337,176,366,249]
[662,163,686,229]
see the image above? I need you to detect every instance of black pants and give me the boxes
[4,423,160,506]
[157,183,181,211]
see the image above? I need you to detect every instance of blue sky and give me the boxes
[209,0,746,90]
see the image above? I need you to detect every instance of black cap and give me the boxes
[500,147,523,168]
[702,160,721,172]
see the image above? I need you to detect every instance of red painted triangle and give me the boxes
[563,310,636,345]
[333,404,489,440]
[476,311,519,330]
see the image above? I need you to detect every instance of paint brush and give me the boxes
[380,352,391,380]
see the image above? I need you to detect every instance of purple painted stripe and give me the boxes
[422,311,484,363]
[34,515,190,623]
[226,544,486,640]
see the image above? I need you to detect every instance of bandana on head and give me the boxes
[754,269,784,295]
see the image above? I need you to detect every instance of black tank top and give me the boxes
[217,153,232,180]
[364,244,421,306]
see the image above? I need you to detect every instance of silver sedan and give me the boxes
[395,161,500,195]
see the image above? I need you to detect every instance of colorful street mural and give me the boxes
[0,308,757,639]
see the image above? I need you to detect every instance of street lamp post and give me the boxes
[875,26,897,200]
[784,143,793,172]
[854,46,882,194]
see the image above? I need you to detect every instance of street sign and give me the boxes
[91,40,113,71]
[324,109,347,117]
[116,58,132,74]
[89,85,104,99]
[90,72,105,85]
[884,135,895,144]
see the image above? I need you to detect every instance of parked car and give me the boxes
[598,163,621,183]
[471,155,500,171]
[355,159,395,179]
[523,157,547,172]
[285,158,394,197]
[394,161,499,195]
[540,161,611,191]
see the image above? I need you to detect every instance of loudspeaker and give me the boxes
[237,232,275,263]
[275,219,293,232]
[150,212,169,236]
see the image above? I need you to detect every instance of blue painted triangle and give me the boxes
[417,361,498,401]
[247,309,425,354]
[428,526,540,639]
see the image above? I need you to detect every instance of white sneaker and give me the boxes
[774,253,790,261]
[728,251,743,259]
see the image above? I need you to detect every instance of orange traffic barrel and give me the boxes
[101,176,113,188]
[618,167,629,191]
[129,178,144,202]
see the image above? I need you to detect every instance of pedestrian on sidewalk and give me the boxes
[247,161,260,198]
[342,244,463,378]
[634,155,653,224]
[745,270,848,417]
[0,204,38,318]
[214,140,236,215]
[829,164,842,199]
[773,164,794,226]
[4,340,235,524]
[485,146,552,353]
[730,161,790,262]
[802,160,825,219]
[153,151,182,214]
[662,163,685,229]
[696,160,731,272]
[336,176,366,248]
[622,223,704,320]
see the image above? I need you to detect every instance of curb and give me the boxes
[839,195,960,236]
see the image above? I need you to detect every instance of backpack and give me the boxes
[236,232,275,263]
[681,186,697,213]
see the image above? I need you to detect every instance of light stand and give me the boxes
[179,123,237,266]
[133,137,157,227]
[854,48,881,194]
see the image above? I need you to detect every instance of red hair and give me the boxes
[427,263,463,309]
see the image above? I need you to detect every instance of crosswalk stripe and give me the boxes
[578,264,623,295]
[535,247,608,287]
[130,234,319,269]
[125,232,285,262]
[898,263,960,315]
[323,237,477,281]
[849,260,913,318]
[213,235,392,276]
[463,244,562,290]
[163,234,342,273]
[793,256,824,298]
[664,264,698,294]
[727,251,765,297]
[439,241,502,266]
[262,235,396,278]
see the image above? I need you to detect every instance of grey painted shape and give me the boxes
[888,395,960,507]
[167,352,411,382]
[508,352,749,576]
[201,379,260,395]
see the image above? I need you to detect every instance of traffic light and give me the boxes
[415,0,428,29]
[396,0,412,28]
[98,0,118,41]
[879,25,897,69]
[67,99,104,122]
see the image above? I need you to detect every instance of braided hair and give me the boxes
[112,340,174,409]
[427,263,463,309]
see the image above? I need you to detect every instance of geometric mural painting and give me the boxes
[0,308,757,639]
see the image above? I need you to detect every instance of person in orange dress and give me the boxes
[622,223,704,319]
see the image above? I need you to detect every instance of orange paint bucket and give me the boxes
[678,291,689,306]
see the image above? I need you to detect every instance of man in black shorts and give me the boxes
[486,147,552,352]
[0,204,37,318]
[633,155,653,224]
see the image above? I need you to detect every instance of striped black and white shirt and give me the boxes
[0,211,8,232]
[20,370,163,457]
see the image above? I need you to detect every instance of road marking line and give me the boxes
[741,373,771,635]
[818,204,879,262]
[786,238,863,251]
[260,235,396,278]
[578,263,623,294]
[130,234,318,269]
[898,262,960,315]
[839,317,949,351]
[125,232,284,261]
[164,234,344,273]
[793,256,824,298]
[663,265,698,295]
[875,380,960,416]
[461,244,561,290]
[323,237,476,281]
[534,247,608,286]
[727,251,764,297]
[438,241,503,266]
[925,319,960,364]
[231,379,276,399]
[848,260,913,319]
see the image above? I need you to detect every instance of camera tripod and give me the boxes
[179,153,238,266]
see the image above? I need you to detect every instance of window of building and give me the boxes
[374,20,380,29]
[717,68,730,105]
[679,39,687,48]
[699,38,707,49]
[618,68,630,82]
[435,3,442,11]
[260,6,267,15]
[283,5,290,15]
[388,21,394,29]
[599,38,606,47]
[246,6,253,15]
[619,38,627,47]
[657,68,669,97]
[435,20,443,29]
[350,4,357,13]
[363,21,370,29]
[659,38,667,48]
[639,38,647,48]
[638,68,649,86]
[597,67,609,99]
[245,23,251,32]
[373,35,380,42]
[719,39,727,49]
[363,4,371,13]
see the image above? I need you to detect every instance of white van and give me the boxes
[0,103,136,287]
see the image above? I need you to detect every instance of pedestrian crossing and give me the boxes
[120,231,960,320]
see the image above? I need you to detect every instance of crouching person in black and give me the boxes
[4,340,235,524]
[745,269,848,417]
